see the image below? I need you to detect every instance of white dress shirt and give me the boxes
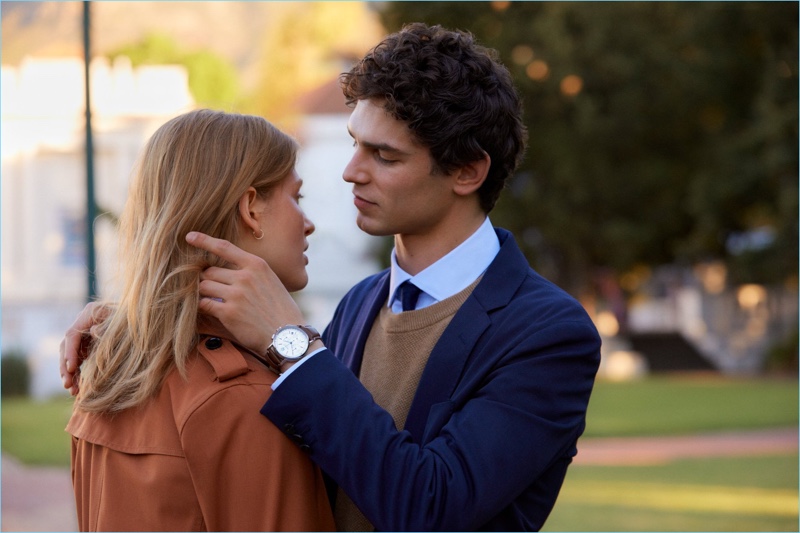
[388,216,500,312]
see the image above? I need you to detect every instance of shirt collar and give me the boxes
[388,217,500,309]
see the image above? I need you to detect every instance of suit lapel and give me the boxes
[403,229,529,442]
[340,272,390,377]
[404,297,491,441]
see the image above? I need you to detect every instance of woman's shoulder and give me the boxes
[166,335,275,421]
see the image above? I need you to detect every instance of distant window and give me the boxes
[61,210,86,267]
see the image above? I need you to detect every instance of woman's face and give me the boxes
[241,171,315,292]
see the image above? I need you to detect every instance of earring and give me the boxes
[253,228,264,240]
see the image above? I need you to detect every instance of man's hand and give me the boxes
[186,232,306,355]
[60,302,107,395]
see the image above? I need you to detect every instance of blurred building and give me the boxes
[1,57,380,398]
[624,264,798,374]
[595,263,798,378]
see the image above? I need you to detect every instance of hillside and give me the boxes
[2,2,270,61]
[1,1,384,93]
[3,2,278,88]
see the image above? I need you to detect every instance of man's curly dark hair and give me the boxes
[340,22,528,213]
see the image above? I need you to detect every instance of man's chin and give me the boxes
[355,218,393,237]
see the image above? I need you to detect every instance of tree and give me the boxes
[246,2,384,130]
[108,33,241,110]
[379,2,798,296]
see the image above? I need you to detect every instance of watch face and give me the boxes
[273,326,310,360]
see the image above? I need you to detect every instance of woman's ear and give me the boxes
[237,187,262,235]
[452,151,491,197]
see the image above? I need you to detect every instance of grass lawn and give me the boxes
[544,454,799,532]
[2,375,797,467]
[584,374,798,437]
[543,374,799,532]
[2,395,74,467]
[2,374,798,532]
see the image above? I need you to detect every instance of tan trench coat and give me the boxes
[66,323,335,532]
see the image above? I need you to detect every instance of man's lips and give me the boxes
[353,194,376,209]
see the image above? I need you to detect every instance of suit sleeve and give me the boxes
[181,383,335,532]
[261,315,600,531]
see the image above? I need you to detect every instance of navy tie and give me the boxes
[398,281,422,312]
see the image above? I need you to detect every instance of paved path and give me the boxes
[2,427,797,532]
[1,454,77,532]
[574,426,798,465]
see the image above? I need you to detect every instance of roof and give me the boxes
[295,77,352,116]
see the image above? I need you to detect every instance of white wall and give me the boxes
[1,57,193,398]
[294,114,383,331]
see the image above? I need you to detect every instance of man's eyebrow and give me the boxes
[347,127,410,156]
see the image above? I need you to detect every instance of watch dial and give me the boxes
[274,328,309,359]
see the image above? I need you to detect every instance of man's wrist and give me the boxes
[262,325,322,374]
[278,339,324,373]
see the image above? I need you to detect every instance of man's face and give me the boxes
[343,99,456,238]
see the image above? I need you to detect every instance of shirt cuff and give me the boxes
[270,347,325,389]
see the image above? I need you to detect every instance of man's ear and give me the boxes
[452,151,491,197]
[237,187,262,234]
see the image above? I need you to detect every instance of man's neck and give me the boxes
[394,212,487,276]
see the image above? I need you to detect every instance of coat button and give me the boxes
[284,423,296,434]
[205,337,223,350]
[298,444,311,453]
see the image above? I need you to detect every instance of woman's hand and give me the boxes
[186,232,306,355]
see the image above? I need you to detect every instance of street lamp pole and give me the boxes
[82,0,97,301]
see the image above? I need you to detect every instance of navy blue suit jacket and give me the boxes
[262,228,601,531]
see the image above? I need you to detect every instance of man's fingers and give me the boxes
[197,296,222,317]
[59,301,109,395]
[60,331,80,389]
[186,232,248,267]
[199,266,242,285]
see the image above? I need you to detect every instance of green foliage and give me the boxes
[379,2,798,294]
[765,328,800,372]
[182,49,240,110]
[1,396,74,466]
[108,32,240,110]
[246,3,383,129]
[2,352,31,398]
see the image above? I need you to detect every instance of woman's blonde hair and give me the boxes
[77,109,298,413]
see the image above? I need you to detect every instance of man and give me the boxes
[63,23,600,531]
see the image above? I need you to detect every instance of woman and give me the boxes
[66,109,335,532]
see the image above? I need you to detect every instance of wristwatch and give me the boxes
[264,325,321,374]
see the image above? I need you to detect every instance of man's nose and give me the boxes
[342,152,367,184]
